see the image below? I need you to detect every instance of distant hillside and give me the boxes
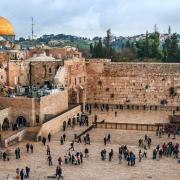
[17,34,94,49]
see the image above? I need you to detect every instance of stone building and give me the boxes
[27,46,82,60]
[0,51,85,131]
[0,90,68,128]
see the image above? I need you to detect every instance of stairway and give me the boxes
[24,127,40,141]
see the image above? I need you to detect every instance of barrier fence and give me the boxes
[96,122,164,131]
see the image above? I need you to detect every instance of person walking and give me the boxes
[47,145,51,155]
[107,134,111,142]
[69,141,75,151]
[3,152,7,161]
[20,169,24,180]
[17,147,21,159]
[26,143,30,153]
[118,153,122,164]
[104,137,107,146]
[25,166,30,178]
[56,166,63,180]
[58,156,62,166]
[30,144,33,153]
[42,137,46,146]
[48,132,51,142]
[139,150,142,162]
[80,152,83,163]
[109,149,113,161]
[63,133,66,141]
[84,148,89,158]
[47,155,53,166]
[60,136,64,145]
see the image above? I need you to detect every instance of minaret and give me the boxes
[168,25,171,35]
[31,17,34,40]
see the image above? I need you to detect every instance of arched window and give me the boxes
[48,68,52,74]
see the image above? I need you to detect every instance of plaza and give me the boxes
[0,109,179,180]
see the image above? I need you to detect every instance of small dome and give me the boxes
[0,16,15,36]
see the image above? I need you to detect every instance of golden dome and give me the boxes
[0,16,15,36]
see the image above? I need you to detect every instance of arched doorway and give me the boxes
[2,118,10,131]
[16,116,27,127]
[69,89,78,104]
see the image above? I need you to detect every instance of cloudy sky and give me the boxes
[0,0,180,38]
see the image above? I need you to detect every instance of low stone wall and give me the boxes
[37,105,81,138]
[3,128,26,147]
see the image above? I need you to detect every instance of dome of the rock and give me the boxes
[0,16,15,43]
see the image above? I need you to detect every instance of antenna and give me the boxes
[31,17,34,40]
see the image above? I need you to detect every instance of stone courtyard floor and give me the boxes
[0,109,180,180]
[0,125,180,180]
[90,109,174,124]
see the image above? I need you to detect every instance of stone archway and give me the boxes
[16,116,27,127]
[2,118,10,131]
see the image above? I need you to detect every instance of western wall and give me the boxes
[85,60,180,106]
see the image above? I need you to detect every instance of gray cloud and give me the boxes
[0,0,180,38]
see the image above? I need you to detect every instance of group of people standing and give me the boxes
[118,145,136,166]
[100,145,136,166]
[138,134,152,149]
[63,112,89,131]
[64,151,84,165]
[16,167,30,180]
[25,143,33,153]
[152,142,179,160]
[103,133,111,145]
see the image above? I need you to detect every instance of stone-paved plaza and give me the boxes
[0,110,180,180]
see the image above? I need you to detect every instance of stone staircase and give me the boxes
[51,125,88,142]
[23,127,40,141]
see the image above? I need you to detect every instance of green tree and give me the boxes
[164,33,179,62]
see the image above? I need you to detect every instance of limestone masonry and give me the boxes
[86,60,180,106]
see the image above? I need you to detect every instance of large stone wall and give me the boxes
[86,61,180,106]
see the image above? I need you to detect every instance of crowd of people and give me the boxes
[138,134,152,149]
[64,151,84,165]
[0,107,180,179]
[152,142,179,160]
[16,166,30,180]
[100,145,136,166]
[62,112,89,131]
